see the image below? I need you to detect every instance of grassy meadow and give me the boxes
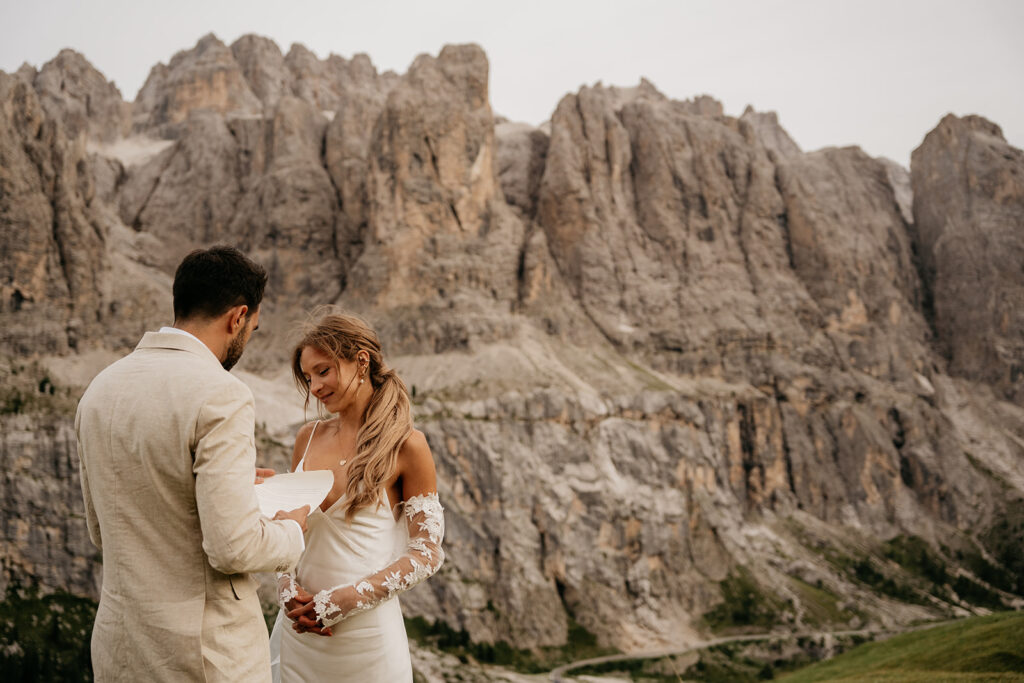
[780,611,1024,682]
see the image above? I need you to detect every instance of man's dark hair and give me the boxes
[172,246,268,322]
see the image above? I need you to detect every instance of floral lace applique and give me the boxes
[277,572,299,608]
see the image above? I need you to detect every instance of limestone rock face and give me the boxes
[134,33,262,131]
[230,34,291,111]
[776,146,931,381]
[285,45,398,116]
[741,106,802,160]
[33,49,128,142]
[537,83,816,376]
[367,44,497,246]
[284,44,340,112]
[0,414,100,597]
[338,44,525,354]
[113,34,405,344]
[911,114,1024,401]
[879,157,914,225]
[14,63,37,85]
[119,109,243,262]
[495,121,549,217]
[134,33,399,133]
[322,55,397,275]
[0,71,106,354]
[229,95,342,317]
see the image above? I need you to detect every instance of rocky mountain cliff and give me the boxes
[2,33,1023,657]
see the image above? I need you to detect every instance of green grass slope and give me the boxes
[780,612,1024,682]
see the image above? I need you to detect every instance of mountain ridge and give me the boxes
[1,34,1022,656]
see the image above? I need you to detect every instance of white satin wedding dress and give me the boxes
[269,422,445,682]
[270,492,412,680]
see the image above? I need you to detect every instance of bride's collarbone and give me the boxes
[305,427,357,470]
[305,450,352,471]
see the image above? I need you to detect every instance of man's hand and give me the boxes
[255,467,276,484]
[273,505,310,533]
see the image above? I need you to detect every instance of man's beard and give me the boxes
[222,329,246,371]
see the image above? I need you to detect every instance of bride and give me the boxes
[270,312,445,682]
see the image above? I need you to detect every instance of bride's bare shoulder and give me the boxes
[400,429,430,456]
[398,429,435,475]
[293,420,318,443]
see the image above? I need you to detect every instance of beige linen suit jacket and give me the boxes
[76,331,304,682]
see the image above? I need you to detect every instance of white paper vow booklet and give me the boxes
[254,470,335,518]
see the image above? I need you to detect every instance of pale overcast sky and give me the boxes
[1,0,1021,166]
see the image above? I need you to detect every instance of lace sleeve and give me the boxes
[311,493,445,627]
[277,572,300,608]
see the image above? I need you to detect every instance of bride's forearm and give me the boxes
[312,493,445,627]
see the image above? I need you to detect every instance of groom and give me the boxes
[76,246,309,682]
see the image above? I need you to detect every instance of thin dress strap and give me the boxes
[296,420,321,472]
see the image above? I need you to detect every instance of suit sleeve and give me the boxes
[193,380,304,575]
[75,406,102,551]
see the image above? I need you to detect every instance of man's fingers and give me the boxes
[254,467,276,485]
[274,504,311,532]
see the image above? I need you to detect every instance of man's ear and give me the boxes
[227,304,249,333]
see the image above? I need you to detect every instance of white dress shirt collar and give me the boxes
[159,326,204,346]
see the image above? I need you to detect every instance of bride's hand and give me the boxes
[284,585,313,614]
[277,574,331,635]
[288,584,364,632]
[288,599,333,637]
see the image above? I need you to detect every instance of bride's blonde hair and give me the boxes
[291,309,412,521]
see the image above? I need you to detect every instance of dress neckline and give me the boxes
[296,420,402,517]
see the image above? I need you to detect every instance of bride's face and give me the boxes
[299,345,360,413]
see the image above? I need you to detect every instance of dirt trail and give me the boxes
[548,627,893,681]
